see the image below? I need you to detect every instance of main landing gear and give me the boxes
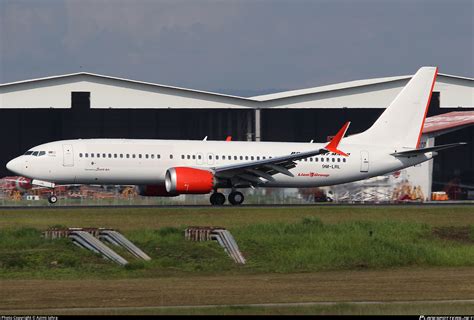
[228,191,244,206]
[210,192,226,206]
[209,191,245,206]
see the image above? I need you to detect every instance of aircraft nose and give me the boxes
[6,158,22,175]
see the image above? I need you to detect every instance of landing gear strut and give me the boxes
[228,191,244,206]
[48,194,58,204]
[210,192,226,206]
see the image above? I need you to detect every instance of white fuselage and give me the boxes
[6,138,432,189]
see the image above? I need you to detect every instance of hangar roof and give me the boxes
[0,72,253,102]
[251,73,473,101]
[1,70,472,109]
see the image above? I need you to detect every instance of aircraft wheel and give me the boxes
[48,195,58,204]
[229,191,244,206]
[210,192,226,206]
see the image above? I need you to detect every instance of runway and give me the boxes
[1,201,473,210]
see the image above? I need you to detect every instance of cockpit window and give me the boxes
[25,150,47,156]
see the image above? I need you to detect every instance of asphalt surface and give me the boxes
[0,201,473,210]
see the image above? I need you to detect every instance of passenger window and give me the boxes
[337,158,340,162]
[187,155,190,160]
[85,153,88,158]
[145,154,149,159]
[304,158,307,162]
[103,153,106,158]
[96,153,100,158]
[321,158,324,162]
[326,158,330,162]
[139,154,142,159]
[79,153,83,158]
[170,154,173,159]
[309,158,313,162]
[251,156,254,160]
[91,153,94,158]
[114,154,117,158]
[181,155,185,159]
[332,158,335,162]
[132,154,136,159]
[192,155,196,160]
[343,158,347,163]
[108,154,112,158]
[151,154,154,159]
[234,156,237,160]
[157,154,161,159]
[216,155,219,160]
[198,155,201,160]
[263,156,266,160]
[120,154,123,158]
[209,155,213,160]
[240,156,243,160]
[315,157,318,162]
[245,156,248,160]
[222,155,225,160]
[257,156,260,160]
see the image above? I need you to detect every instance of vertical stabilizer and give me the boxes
[346,67,438,149]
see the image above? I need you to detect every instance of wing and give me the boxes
[212,122,350,187]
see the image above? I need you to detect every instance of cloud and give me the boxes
[1,0,472,92]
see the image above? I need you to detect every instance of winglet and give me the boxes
[325,122,350,156]
[226,136,232,141]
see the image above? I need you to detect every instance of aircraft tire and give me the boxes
[48,195,58,204]
[228,191,244,206]
[210,192,225,206]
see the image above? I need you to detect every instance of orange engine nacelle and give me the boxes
[137,184,178,197]
[165,167,215,194]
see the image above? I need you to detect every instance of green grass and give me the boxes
[1,205,473,231]
[1,215,474,279]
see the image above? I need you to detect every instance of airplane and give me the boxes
[5,67,467,205]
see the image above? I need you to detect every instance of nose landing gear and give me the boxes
[48,194,58,204]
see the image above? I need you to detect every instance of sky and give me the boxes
[1,0,472,95]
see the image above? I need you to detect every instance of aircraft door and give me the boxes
[207,153,215,165]
[360,150,369,172]
[196,153,204,165]
[63,144,74,167]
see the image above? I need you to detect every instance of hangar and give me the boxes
[0,70,472,194]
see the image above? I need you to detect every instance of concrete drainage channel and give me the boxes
[185,227,246,265]
[43,228,151,266]
[43,226,246,266]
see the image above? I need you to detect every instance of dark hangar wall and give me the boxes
[1,91,473,192]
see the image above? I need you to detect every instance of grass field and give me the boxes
[1,205,473,314]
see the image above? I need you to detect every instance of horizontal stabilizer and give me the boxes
[391,142,467,157]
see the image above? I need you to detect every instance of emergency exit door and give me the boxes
[360,150,369,172]
[63,144,74,167]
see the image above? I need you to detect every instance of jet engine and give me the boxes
[165,167,215,194]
